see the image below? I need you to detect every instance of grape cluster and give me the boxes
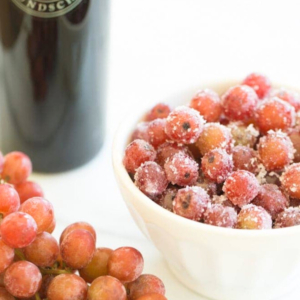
[124,73,300,230]
[0,152,167,299]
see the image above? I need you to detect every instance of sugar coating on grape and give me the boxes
[281,163,300,198]
[1,151,32,185]
[0,184,20,217]
[204,204,237,228]
[131,122,150,142]
[60,229,95,269]
[242,73,271,99]
[123,139,157,174]
[232,145,258,174]
[134,162,168,199]
[156,186,178,212]
[79,247,113,283]
[274,207,300,228]
[164,152,199,186]
[4,261,42,298]
[221,85,258,121]
[212,194,236,209]
[147,119,169,148]
[272,88,300,111]
[15,181,44,204]
[20,197,54,234]
[0,287,15,300]
[59,221,96,244]
[237,204,272,229]
[288,127,300,162]
[223,170,260,207]
[145,103,171,121]
[255,97,296,133]
[137,293,168,300]
[129,274,166,300]
[0,238,14,273]
[156,142,191,167]
[227,122,259,148]
[165,106,205,144]
[47,274,87,300]
[0,212,37,248]
[24,232,59,267]
[108,247,144,283]
[173,186,210,221]
[88,276,126,300]
[252,184,288,220]
[257,130,294,171]
[201,148,233,183]
[196,122,232,156]
[190,89,222,122]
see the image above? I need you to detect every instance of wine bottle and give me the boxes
[0,0,109,172]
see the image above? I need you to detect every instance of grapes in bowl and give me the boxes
[112,74,300,300]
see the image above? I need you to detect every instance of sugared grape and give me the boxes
[257,131,294,171]
[24,232,59,267]
[147,119,169,148]
[237,204,272,230]
[173,186,210,221]
[4,261,42,298]
[281,163,300,199]
[129,274,166,300]
[223,170,260,207]
[272,88,300,111]
[123,139,157,174]
[232,145,258,173]
[274,207,300,228]
[88,276,126,300]
[20,197,54,234]
[164,152,199,186]
[196,123,232,156]
[0,212,37,248]
[145,103,171,121]
[108,247,144,283]
[47,274,88,300]
[0,184,20,217]
[79,247,113,283]
[204,204,237,228]
[134,162,168,199]
[132,122,150,142]
[201,148,233,183]
[288,127,300,162]
[190,89,222,122]
[221,85,258,121]
[0,238,14,273]
[60,229,95,269]
[1,152,32,185]
[15,181,44,204]
[242,73,271,99]
[157,186,178,212]
[165,106,205,144]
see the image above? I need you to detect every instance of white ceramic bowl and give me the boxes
[112,80,300,300]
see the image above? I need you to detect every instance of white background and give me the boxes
[4,0,300,299]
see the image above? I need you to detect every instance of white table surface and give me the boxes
[4,0,300,299]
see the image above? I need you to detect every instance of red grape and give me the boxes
[0,184,20,217]
[147,119,169,148]
[242,73,271,99]
[15,181,44,204]
[204,204,237,228]
[137,294,168,300]
[145,103,171,121]
[272,88,300,111]
[281,163,300,199]
[274,207,300,228]
[232,145,258,174]
[0,238,14,273]
[0,287,15,300]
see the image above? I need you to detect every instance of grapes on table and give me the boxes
[124,73,300,231]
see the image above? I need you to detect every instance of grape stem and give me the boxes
[40,267,73,276]
[35,293,41,300]
[15,249,26,260]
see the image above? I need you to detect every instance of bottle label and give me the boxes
[11,0,83,18]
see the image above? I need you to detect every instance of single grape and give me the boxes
[131,122,150,142]
[60,229,95,269]
[281,163,300,199]
[38,275,54,299]
[4,261,42,298]
[47,274,87,300]
[223,170,260,207]
[173,186,210,221]
[59,221,96,244]
[232,145,258,174]
[137,294,168,300]
[156,186,178,212]
[129,274,166,300]
[204,204,237,228]
[145,103,171,121]
[165,106,205,144]
[272,88,300,111]
[288,127,300,162]
[123,139,157,174]
[274,207,300,228]
[0,287,15,300]
[1,152,32,185]
[88,276,126,300]
[15,181,44,204]
[108,247,144,283]
[242,73,271,99]
[147,119,169,148]
[0,184,20,217]
[0,238,14,273]
[24,232,59,267]
[19,197,54,234]
[79,247,113,283]
[0,212,37,248]
[190,89,222,122]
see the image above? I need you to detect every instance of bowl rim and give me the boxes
[112,79,300,238]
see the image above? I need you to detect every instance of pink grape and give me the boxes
[15,181,44,204]
[0,238,14,273]
[0,184,20,217]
